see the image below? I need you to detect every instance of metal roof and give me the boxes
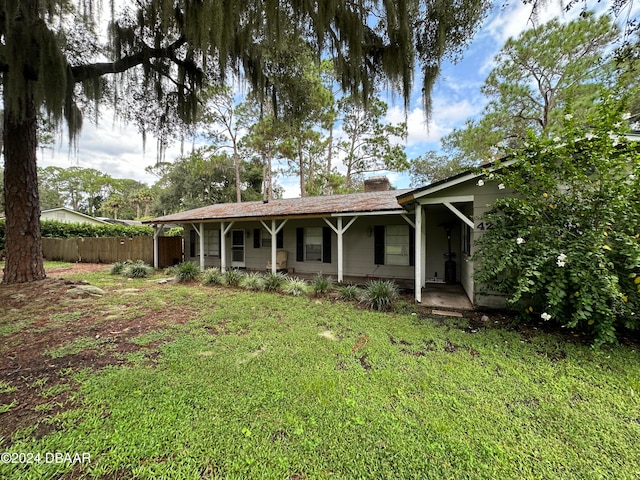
[145,189,413,224]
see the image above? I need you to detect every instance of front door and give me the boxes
[231,229,245,267]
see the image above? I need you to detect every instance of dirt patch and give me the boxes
[0,263,195,446]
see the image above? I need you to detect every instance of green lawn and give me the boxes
[1,266,639,479]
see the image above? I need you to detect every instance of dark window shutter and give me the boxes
[276,229,284,249]
[253,229,261,248]
[322,227,332,264]
[189,229,196,257]
[218,229,222,257]
[374,226,385,265]
[409,226,415,266]
[296,228,304,262]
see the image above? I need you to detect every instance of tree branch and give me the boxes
[70,35,189,83]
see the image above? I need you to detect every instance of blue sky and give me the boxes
[41,0,630,198]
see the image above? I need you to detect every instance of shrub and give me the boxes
[264,271,287,292]
[360,280,399,311]
[174,262,201,283]
[281,278,309,297]
[110,262,125,275]
[224,269,245,286]
[240,272,266,291]
[165,227,184,237]
[202,268,225,286]
[122,260,153,278]
[337,284,360,301]
[312,273,333,295]
[473,97,640,345]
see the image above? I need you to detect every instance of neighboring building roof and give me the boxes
[145,189,413,224]
[41,207,110,224]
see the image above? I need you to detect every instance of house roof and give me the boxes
[145,189,413,224]
[41,207,110,224]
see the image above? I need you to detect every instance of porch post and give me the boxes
[153,225,161,269]
[220,221,227,272]
[199,222,205,270]
[337,216,343,283]
[415,204,422,303]
[271,219,277,274]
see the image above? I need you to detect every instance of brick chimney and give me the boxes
[364,176,391,192]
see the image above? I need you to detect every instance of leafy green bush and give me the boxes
[202,268,225,286]
[174,262,201,283]
[337,284,360,301]
[122,261,153,278]
[165,227,184,237]
[474,97,640,345]
[240,272,266,291]
[281,278,309,297]
[224,269,245,286]
[263,271,287,292]
[360,280,399,311]
[311,273,333,295]
[40,220,153,238]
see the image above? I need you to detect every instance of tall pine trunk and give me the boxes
[2,92,46,284]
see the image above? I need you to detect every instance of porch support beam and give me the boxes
[401,213,415,228]
[443,202,474,229]
[260,219,288,273]
[415,204,423,303]
[190,223,206,270]
[152,224,164,269]
[323,216,357,283]
[220,221,235,272]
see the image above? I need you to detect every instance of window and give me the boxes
[296,227,331,263]
[254,229,284,248]
[305,227,323,261]
[385,225,410,265]
[462,224,472,255]
[194,229,220,257]
[374,225,414,266]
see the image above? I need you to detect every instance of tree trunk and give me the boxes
[2,93,46,284]
[298,141,306,197]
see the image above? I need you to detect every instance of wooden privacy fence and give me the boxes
[42,236,182,267]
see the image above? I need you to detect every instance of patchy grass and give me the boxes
[1,264,640,479]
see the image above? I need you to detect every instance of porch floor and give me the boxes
[421,283,473,310]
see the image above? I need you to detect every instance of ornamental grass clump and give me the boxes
[264,271,287,292]
[473,98,640,345]
[224,269,245,287]
[110,262,125,275]
[202,268,225,286]
[312,273,333,295]
[337,284,360,301]
[360,280,399,311]
[174,262,201,283]
[281,277,309,297]
[240,272,266,291]
[121,260,153,279]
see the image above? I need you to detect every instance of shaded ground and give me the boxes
[0,264,194,446]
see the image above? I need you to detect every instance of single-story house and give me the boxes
[145,171,512,307]
[41,207,110,226]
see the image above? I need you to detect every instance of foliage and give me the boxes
[474,96,640,345]
[174,262,201,283]
[202,268,225,286]
[263,271,287,292]
[149,149,263,214]
[442,13,624,164]
[311,273,334,295]
[224,269,245,287]
[337,96,409,187]
[409,152,473,187]
[164,227,184,237]
[110,262,125,275]
[337,284,361,301]
[240,272,266,291]
[40,220,153,238]
[360,280,400,311]
[280,277,309,297]
[121,261,153,279]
